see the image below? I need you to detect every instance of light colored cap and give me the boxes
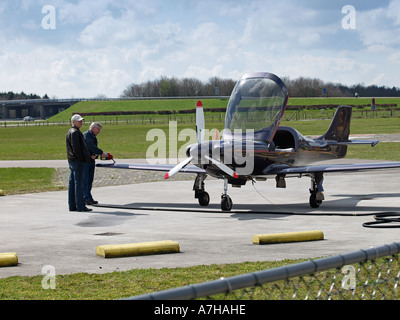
[71,114,84,122]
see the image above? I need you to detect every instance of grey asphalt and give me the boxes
[1,158,400,279]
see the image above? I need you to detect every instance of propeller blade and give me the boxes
[214,129,219,140]
[164,156,193,179]
[196,101,205,144]
[204,155,239,179]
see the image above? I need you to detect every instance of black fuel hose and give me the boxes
[362,212,400,228]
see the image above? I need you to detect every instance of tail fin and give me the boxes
[320,105,352,142]
[318,105,378,158]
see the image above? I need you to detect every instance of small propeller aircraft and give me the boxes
[97,72,400,211]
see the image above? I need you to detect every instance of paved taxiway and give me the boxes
[1,161,400,279]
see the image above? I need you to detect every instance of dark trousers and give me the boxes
[83,162,95,202]
[68,160,85,211]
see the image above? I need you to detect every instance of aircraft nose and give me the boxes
[191,141,224,164]
[186,141,213,164]
[186,144,197,158]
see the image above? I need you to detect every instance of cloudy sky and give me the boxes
[0,0,399,98]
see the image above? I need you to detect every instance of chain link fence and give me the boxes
[129,242,400,300]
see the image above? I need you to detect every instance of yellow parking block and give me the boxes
[253,230,324,245]
[0,252,18,267]
[96,240,180,258]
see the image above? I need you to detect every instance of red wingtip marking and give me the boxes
[164,173,170,179]
[197,101,203,107]
[233,172,239,179]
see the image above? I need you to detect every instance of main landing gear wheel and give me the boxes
[194,173,210,206]
[309,192,322,208]
[221,195,233,211]
[198,192,210,206]
[309,173,324,209]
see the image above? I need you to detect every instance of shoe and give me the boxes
[85,199,98,205]
[69,208,77,212]
[78,207,93,212]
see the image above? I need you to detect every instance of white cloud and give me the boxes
[57,0,113,25]
[0,2,6,14]
[298,33,321,46]
[78,14,130,47]
[263,50,384,88]
[357,2,400,50]
[387,0,400,25]
[388,52,400,64]
[183,64,226,82]
[0,0,399,98]
[0,43,135,97]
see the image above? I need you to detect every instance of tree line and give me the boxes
[0,91,49,100]
[122,76,400,98]
[282,77,400,98]
[121,76,236,98]
[2,76,400,101]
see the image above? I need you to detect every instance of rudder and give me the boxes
[320,105,352,142]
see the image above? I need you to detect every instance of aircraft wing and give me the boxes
[98,161,400,176]
[264,161,400,175]
[96,162,206,174]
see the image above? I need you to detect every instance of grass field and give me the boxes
[2,111,400,195]
[2,117,400,161]
[46,96,400,122]
[48,98,230,122]
[0,258,390,300]
[0,168,63,195]
[0,260,300,300]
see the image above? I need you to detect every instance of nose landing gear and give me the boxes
[221,178,233,211]
[193,174,233,211]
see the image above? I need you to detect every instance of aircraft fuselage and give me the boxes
[189,126,347,184]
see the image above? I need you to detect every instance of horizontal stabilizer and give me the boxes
[325,139,379,147]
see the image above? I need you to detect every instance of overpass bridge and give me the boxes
[1,98,82,119]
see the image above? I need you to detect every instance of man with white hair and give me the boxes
[66,114,95,212]
[83,122,107,205]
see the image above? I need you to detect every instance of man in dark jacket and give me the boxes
[83,122,106,205]
[66,114,94,212]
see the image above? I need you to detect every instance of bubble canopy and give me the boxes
[224,72,289,143]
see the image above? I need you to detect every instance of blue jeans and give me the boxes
[83,162,95,202]
[68,161,85,211]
